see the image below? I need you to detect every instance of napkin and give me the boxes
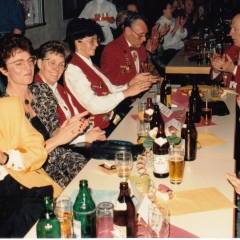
[198,132,227,147]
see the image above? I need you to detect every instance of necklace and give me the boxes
[6,88,31,105]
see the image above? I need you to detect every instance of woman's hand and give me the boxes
[226,173,240,195]
[159,23,170,38]
[53,111,90,146]
[0,151,7,165]
[85,127,106,143]
[129,72,158,86]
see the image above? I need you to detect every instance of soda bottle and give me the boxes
[73,180,96,238]
[36,196,61,238]
[113,182,136,238]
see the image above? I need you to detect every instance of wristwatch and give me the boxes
[1,152,9,165]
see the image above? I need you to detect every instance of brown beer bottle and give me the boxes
[150,104,163,130]
[152,123,170,178]
[184,111,197,161]
[165,79,172,109]
[160,76,167,105]
[113,182,136,238]
[144,98,154,132]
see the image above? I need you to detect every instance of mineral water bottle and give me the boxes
[73,180,96,238]
[36,196,61,238]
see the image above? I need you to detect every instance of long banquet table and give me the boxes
[25,91,236,238]
[165,48,211,75]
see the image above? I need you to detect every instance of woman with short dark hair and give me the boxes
[0,34,89,188]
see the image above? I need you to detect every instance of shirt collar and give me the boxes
[41,75,58,93]
[76,52,93,66]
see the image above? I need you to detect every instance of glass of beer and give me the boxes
[53,195,73,238]
[201,99,212,125]
[138,101,146,121]
[210,83,221,101]
[168,147,184,184]
[115,151,133,179]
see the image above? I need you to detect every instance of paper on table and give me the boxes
[156,187,236,216]
[198,132,227,147]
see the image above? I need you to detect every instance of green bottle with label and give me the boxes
[73,179,96,238]
[36,196,61,238]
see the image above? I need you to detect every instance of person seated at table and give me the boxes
[0,33,89,189]
[101,12,162,86]
[35,40,106,143]
[0,96,62,238]
[210,14,240,93]
[175,0,196,39]
[64,18,158,136]
[226,172,240,237]
[156,0,187,66]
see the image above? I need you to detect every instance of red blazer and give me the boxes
[210,45,240,93]
[34,73,76,125]
[101,34,147,86]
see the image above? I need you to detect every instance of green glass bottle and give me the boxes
[36,196,61,238]
[73,179,96,238]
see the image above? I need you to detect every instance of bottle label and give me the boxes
[154,137,168,147]
[114,201,127,211]
[73,219,81,238]
[153,154,169,174]
[181,139,185,152]
[112,224,127,238]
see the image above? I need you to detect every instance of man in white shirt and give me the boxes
[79,0,117,66]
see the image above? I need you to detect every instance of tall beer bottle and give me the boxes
[144,98,154,132]
[184,111,197,161]
[113,182,136,238]
[152,123,170,178]
[160,76,167,105]
[73,180,96,238]
[165,79,172,109]
[181,112,188,152]
[150,104,163,130]
[36,196,61,238]
[189,80,202,123]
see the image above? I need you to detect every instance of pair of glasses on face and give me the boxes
[43,59,67,70]
[6,56,37,70]
[78,37,101,46]
[130,27,150,40]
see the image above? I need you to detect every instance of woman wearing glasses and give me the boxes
[0,34,89,188]
[34,40,106,143]
[64,18,158,136]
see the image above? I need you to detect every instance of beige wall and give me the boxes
[25,0,70,49]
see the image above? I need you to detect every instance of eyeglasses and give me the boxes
[6,56,37,70]
[78,37,101,45]
[43,59,67,70]
[130,27,149,40]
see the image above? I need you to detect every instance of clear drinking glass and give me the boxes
[96,202,114,238]
[138,101,146,121]
[53,195,73,238]
[148,203,169,238]
[115,151,133,179]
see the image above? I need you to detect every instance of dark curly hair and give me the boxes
[0,34,34,70]
[37,40,70,61]
[65,18,104,52]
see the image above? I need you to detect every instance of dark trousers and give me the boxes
[0,175,53,238]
